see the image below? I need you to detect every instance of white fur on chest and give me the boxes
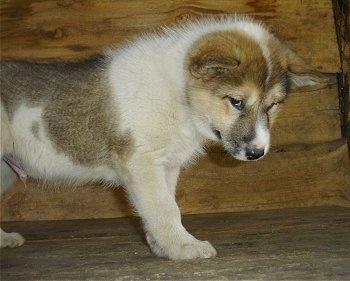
[164,123,206,167]
[106,34,213,169]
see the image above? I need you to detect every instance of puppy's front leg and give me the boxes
[165,166,180,197]
[126,157,216,260]
[0,229,25,248]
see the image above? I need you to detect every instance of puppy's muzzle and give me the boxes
[245,147,265,160]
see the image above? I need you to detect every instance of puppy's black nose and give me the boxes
[246,148,265,160]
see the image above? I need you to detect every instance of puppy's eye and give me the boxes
[266,102,278,112]
[228,97,244,110]
[214,67,227,75]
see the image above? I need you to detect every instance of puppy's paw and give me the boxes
[146,232,216,260]
[178,240,217,259]
[0,231,25,248]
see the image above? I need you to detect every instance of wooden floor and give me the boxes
[1,207,349,281]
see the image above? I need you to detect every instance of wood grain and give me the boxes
[0,0,340,72]
[178,139,350,215]
[271,83,341,146]
[1,207,349,280]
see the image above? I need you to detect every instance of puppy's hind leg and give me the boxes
[1,159,18,194]
[0,161,25,248]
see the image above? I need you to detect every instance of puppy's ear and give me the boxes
[189,56,240,80]
[286,49,330,89]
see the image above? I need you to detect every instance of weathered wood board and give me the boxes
[0,0,340,72]
[1,207,349,280]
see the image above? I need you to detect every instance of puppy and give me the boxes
[0,16,327,259]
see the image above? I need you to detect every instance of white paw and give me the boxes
[173,239,217,260]
[1,231,25,248]
[146,232,217,260]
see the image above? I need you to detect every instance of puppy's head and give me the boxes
[186,27,329,161]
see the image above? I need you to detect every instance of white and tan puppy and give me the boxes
[0,16,327,259]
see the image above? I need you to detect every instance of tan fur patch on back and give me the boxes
[1,61,134,167]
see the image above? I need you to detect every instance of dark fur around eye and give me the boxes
[282,72,291,93]
[266,102,278,112]
[266,101,285,112]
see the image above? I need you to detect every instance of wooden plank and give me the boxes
[1,139,348,222]
[178,139,350,215]
[271,83,341,146]
[0,0,340,72]
[1,207,349,280]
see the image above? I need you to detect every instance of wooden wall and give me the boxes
[1,0,349,221]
